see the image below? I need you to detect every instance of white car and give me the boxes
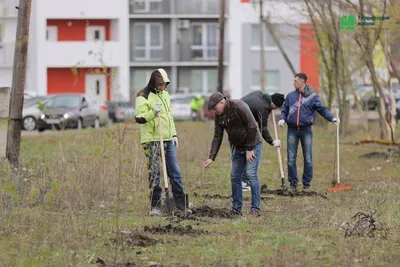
[22,96,52,131]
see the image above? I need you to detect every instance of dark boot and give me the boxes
[174,195,192,214]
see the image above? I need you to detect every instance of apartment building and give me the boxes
[1,0,130,103]
[0,0,19,87]
[0,0,320,101]
[229,0,320,98]
[128,0,229,97]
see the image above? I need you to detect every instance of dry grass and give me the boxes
[0,121,399,266]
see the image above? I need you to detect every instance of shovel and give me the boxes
[328,109,351,192]
[158,112,176,214]
[271,109,286,190]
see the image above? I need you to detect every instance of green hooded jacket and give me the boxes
[135,69,177,144]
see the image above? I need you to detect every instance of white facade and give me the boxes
[227,0,309,98]
[3,0,130,101]
[0,0,19,87]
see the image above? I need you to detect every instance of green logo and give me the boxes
[340,15,355,30]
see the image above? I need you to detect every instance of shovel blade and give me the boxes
[163,191,176,214]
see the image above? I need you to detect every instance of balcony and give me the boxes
[0,0,19,18]
[129,0,170,14]
[0,43,15,66]
[130,43,170,63]
[129,0,227,17]
[178,42,229,63]
[44,41,124,67]
[175,0,222,15]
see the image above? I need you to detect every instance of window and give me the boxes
[131,0,162,13]
[86,26,105,41]
[133,70,152,91]
[46,26,58,41]
[191,70,218,93]
[251,24,277,50]
[191,23,218,60]
[133,23,163,60]
[251,70,280,93]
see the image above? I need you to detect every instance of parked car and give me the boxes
[396,100,400,123]
[37,94,98,132]
[170,93,215,121]
[92,100,113,127]
[22,96,53,131]
[106,101,135,122]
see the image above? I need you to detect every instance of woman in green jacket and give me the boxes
[135,68,190,216]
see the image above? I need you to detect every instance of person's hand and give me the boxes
[272,139,281,147]
[172,136,178,147]
[332,118,340,126]
[278,119,285,127]
[246,150,256,162]
[204,159,213,170]
[153,102,161,115]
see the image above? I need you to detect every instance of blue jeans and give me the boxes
[287,127,313,188]
[142,140,185,207]
[231,142,262,213]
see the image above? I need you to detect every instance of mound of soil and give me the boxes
[342,211,388,239]
[144,224,208,236]
[260,185,328,199]
[111,232,159,247]
[95,257,137,267]
[193,193,272,201]
[360,149,400,161]
[192,205,234,218]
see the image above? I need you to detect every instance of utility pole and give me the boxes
[6,0,32,168]
[259,0,265,92]
[217,0,225,93]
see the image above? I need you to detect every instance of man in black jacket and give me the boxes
[204,92,263,217]
[240,91,285,190]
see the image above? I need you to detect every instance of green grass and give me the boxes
[0,121,399,266]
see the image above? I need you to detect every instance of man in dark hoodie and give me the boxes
[135,68,190,216]
[240,91,285,190]
[204,92,263,217]
[279,73,340,192]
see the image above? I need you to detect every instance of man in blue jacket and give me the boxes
[279,73,340,192]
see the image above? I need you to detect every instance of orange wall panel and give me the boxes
[47,68,111,100]
[47,19,111,41]
[299,23,320,94]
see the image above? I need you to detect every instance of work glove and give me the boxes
[172,136,178,147]
[153,102,161,116]
[272,139,281,147]
[332,118,340,126]
[278,119,285,127]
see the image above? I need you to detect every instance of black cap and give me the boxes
[207,92,224,109]
[271,93,285,107]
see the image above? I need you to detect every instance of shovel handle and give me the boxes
[271,109,284,180]
[158,112,169,190]
[336,109,340,185]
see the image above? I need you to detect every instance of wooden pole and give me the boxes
[259,0,265,92]
[217,0,225,93]
[6,0,32,168]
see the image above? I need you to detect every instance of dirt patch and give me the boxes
[193,193,273,201]
[166,213,209,224]
[111,231,159,247]
[360,149,400,161]
[144,224,208,236]
[95,257,138,267]
[191,205,235,218]
[341,211,388,239]
[260,185,328,199]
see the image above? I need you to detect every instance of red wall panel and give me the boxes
[299,23,320,94]
[47,19,111,41]
[47,68,111,100]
